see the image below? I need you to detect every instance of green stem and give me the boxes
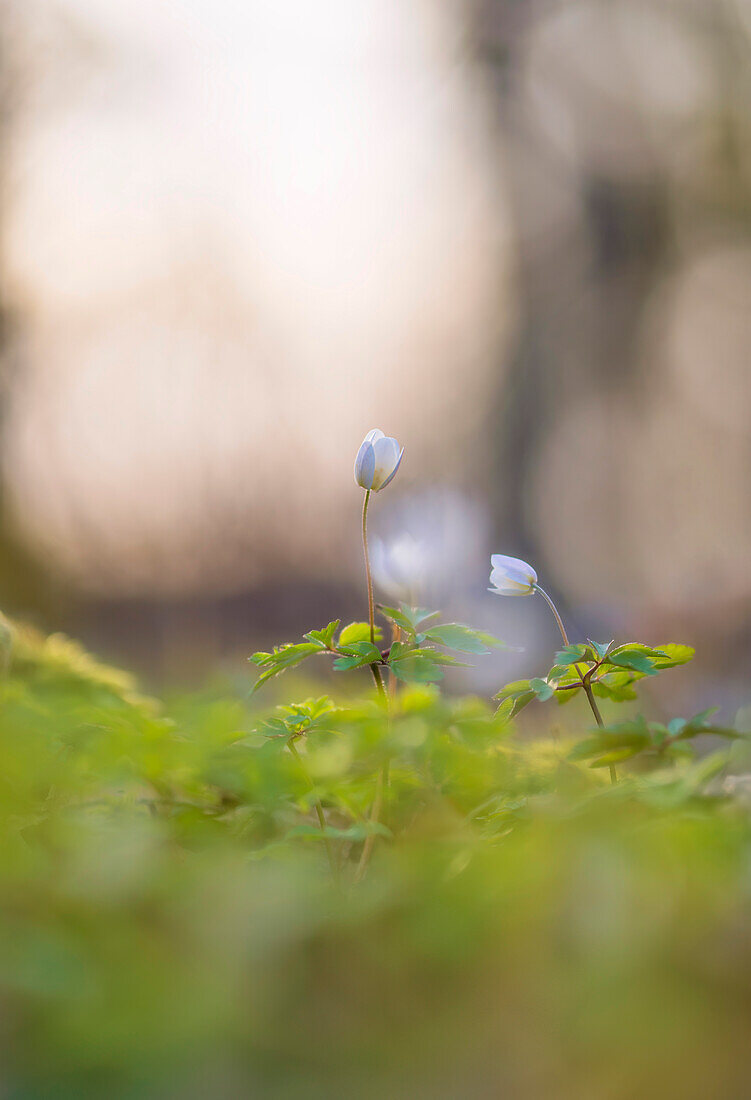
[361,490,387,702]
[287,739,339,881]
[534,584,616,784]
[362,490,375,645]
[369,663,387,700]
[356,491,390,881]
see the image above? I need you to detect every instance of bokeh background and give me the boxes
[0,0,748,712]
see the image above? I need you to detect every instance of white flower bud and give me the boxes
[488,554,538,596]
[354,429,404,491]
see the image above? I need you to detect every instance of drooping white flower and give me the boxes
[354,429,404,491]
[488,554,538,596]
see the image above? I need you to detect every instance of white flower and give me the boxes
[371,533,427,600]
[354,429,404,491]
[488,554,538,596]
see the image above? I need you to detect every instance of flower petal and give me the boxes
[354,440,376,489]
[377,446,404,490]
[490,554,537,583]
[371,436,401,490]
[488,578,533,596]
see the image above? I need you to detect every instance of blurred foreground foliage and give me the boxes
[0,620,750,1098]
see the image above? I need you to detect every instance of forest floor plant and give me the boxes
[248,430,745,879]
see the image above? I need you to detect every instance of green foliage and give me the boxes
[249,603,505,691]
[0,613,748,1098]
[570,709,745,768]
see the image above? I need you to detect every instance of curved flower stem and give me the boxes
[287,739,339,882]
[534,584,616,784]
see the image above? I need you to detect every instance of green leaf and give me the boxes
[338,621,382,647]
[494,679,536,718]
[249,642,324,694]
[554,683,582,706]
[670,707,744,741]
[274,696,338,731]
[554,643,593,666]
[303,621,340,648]
[607,646,661,675]
[651,643,695,669]
[588,639,614,660]
[493,696,516,725]
[569,717,651,764]
[546,663,569,681]
[586,747,646,768]
[592,670,638,701]
[419,651,470,668]
[389,652,445,683]
[377,604,441,637]
[423,623,507,654]
[333,641,382,671]
[376,605,417,636]
[529,677,555,702]
[494,679,530,701]
[388,640,415,663]
[569,736,649,765]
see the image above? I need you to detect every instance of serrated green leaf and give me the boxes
[303,621,340,648]
[333,641,383,671]
[388,640,415,663]
[249,642,323,694]
[651,643,695,669]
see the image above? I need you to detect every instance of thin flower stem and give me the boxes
[362,490,375,645]
[534,584,570,646]
[361,490,387,702]
[356,491,391,879]
[287,739,339,882]
[534,584,617,784]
